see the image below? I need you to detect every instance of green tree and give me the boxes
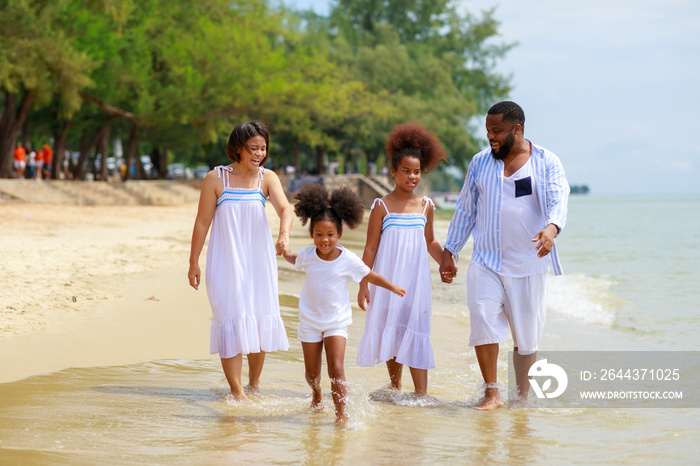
[327,0,513,170]
[0,0,94,177]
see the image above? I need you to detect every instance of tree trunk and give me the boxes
[72,115,117,180]
[157,147,169,179]
[315,146,325,175]
[99,125,110,181]
[123,124,139,181]
[52,120,71,180]
[293,141,301,174]
[0,91,35,178]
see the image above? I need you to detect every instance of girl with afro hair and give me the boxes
[355,122,450,399]
[283,183,405,426]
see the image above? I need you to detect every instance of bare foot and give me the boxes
[226,392,253,404]
[310,399,325,412]
[245,384,260,395]
[335,415,349,428]
[385,383,401,393]
[473,386,504,411]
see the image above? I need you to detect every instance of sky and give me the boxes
[284,0,700,195]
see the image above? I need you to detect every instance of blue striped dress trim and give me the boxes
[216,188,267,209]
[381,214,427,233]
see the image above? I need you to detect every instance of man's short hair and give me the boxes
[488,101,525,132]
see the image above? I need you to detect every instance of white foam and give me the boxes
[547,274,625,326]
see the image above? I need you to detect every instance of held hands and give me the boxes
[532,224,559,258]
[439,250,457,284]
[188,263,201,290]
[275,233,289,256]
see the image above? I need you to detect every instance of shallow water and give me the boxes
[2,194,699,464]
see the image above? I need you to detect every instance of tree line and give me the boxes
[0,0,513,181]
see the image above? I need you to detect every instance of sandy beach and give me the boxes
[0,196,371,384]
[1,194,699,464]
[0,201,217,383]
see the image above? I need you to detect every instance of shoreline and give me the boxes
[0,201,381,384]
[0,203,213,383]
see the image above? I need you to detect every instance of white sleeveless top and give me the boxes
[205,166,289,357]
[356,197,436,370]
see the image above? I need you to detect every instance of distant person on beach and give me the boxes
[42,143,53,180]
[35,146,44,180]
[188,121,293,402]
[355,122,449,399]
[13,142,26,179]
[440,101,570,409]
[283,184,405,427]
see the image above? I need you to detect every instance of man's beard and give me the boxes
[491,132,515,160]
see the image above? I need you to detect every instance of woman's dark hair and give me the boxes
[294,183,365,234]
[226,121,270,165]
[385,122,447,173]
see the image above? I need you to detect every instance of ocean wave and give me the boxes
[547,273,626,326]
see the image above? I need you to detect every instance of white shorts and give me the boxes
[297,324,348,343]
[14,160,26,169]
[466,263,547,355]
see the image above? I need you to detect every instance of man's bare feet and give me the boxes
[473,385,504,411]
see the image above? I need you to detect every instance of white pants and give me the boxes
[297,324,348,343]
[467,263,547,355]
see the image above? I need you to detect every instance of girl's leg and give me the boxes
[385,358,403,391]
[324,336,348,425]
[301,342,324,410]
[408,367,428,397]
[220,354,250,402]
[246,351,266,393]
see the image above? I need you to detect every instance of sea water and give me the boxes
[1,194,698,464]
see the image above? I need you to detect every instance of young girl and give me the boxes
[283,184,405,426]
[188,121,293,402]
[355,122,450,398]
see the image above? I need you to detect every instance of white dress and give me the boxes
[356,197,435,370]
[205,166,289,358]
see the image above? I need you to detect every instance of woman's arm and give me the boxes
[188,171,219,290]
[265,170,294,255]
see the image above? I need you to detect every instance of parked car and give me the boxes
[194,165,210,179]
[167,163,194,179]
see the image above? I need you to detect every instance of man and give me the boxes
[440,101,569,410]
[13,142,26,179]
[42,143,53,180]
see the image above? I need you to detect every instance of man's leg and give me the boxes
[473,343,504,410]
[467,264,508,410]
[513,348,536,400]
[504,272,547,401]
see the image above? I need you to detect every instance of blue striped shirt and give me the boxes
[443,141,569,275]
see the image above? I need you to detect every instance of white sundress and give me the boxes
[205,166,289,358]
[356,197,435,370]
